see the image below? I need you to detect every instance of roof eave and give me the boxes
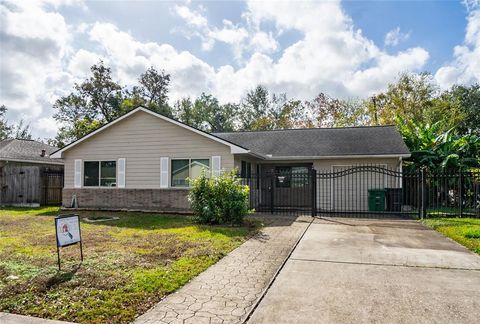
[0,158,64,165]
[249,153,411,160]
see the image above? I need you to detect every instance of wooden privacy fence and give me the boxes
[43,171,64,205]
[0,166,63,206]
[0,166,40,206]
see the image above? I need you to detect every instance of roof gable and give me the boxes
[51,107,249,158]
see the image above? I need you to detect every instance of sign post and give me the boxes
[55,214,83,271]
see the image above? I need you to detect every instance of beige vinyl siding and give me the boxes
[63,111,234,189]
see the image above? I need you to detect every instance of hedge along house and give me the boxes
[51,107,410,213]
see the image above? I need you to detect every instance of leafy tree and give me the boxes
[53,61,124,145]
[11,119,32,140]
[368,73,437,125]
[173,94,237,132]
[238,86,304,130]
[270,98,303,129]
[368,72,464,130]
[240,85,270,130]
[0,105,11,140]
[126,66,172,117]
[0,105,32,140]
[53,119,102,148]
[301,93,368,128]
[173,97,196,126]
[442,84,480,135]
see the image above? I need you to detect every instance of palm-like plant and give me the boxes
[397,117,480,170]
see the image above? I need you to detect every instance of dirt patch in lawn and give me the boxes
[0,207,259,323]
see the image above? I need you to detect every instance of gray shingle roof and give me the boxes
[213,125,410,158]
[0,139,63,164]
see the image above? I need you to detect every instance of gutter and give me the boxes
[239,153,411,160]
[0,158,64,165]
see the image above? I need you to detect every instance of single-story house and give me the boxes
[51,107,410,213]
[0,139,64,206]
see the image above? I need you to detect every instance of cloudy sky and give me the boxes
[1,0,479,140]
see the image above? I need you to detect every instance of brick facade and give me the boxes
[62,188,191,213]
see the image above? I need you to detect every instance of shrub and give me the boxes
[188,170,251,225]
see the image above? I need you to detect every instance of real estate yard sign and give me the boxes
[55,214,83,270]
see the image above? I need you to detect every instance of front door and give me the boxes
[260,164,313,212]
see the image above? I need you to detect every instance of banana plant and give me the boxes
[397,116,480,171]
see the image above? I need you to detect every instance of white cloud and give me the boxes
[250,31,279,53]
[384,27,410,46]
[174,5,208,28]
[435,7,480,88]
[11,0,480,141]
[68,49,104,77]
[33,116,60,138]
[0,1,73,117]
[87,22,215,101]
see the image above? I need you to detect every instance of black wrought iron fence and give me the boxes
[239,166,480,219]
[423,169,480,218]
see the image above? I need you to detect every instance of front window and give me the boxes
[241,160,251,178]
[171,159,210,187]
[275,166,292,188]
[275,166,310,188]
[84,161,116,187]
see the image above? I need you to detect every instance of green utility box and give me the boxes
[368,188,386,211]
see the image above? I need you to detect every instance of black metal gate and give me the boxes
[315,165,418,218]
[241,166,479,219]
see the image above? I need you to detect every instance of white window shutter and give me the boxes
[74,159,82,188]
[212,156,221,177]
[160,157,169,188]
[117,158,126,188]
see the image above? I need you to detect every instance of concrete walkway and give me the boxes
[248,218,480,324]
[134,215,310,324]
[0,312,73,324]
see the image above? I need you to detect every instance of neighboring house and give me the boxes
[0,139,64,206]
[51,107,410,213]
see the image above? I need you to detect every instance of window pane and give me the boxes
[100,161,116,187]
[84,161,99,186]
[191,159,210,180]
[275,166,292,188]
[172,159,189,187]
[241,161,251,178]
[241,161,246,177]
[292,167,309,187]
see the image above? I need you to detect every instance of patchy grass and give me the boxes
[0,207,260,323]
[422,218,480,255]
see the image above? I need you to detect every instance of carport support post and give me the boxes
[270,175,274,214]
[459,170,463,218]
[420,168,427,219]
[311,169,317,217]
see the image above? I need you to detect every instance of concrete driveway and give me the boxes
[248,218,480,324]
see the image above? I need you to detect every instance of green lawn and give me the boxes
[422,217,480,255]
[0,207,259,323]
